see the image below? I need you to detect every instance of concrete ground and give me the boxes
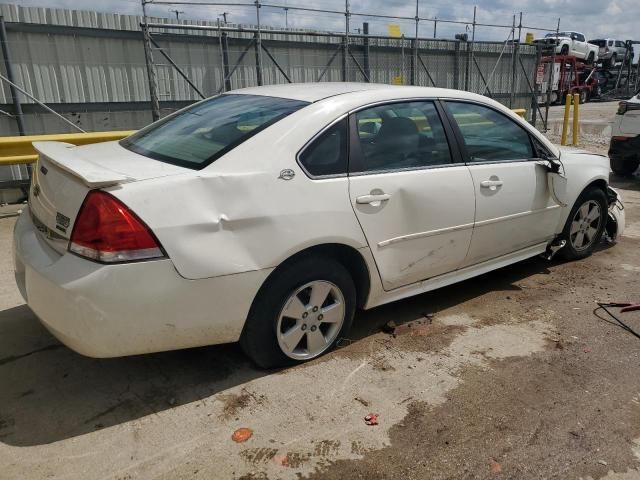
[2,102,640,480]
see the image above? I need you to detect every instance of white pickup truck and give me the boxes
[542,31,598,63]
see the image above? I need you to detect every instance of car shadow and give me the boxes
[0,256,553,448]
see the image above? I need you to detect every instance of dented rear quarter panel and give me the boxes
[108,99,369,280]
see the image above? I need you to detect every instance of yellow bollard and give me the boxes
[572,93,580,146]
[561,93,572,146]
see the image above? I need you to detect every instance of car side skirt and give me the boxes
[364,242,548,309]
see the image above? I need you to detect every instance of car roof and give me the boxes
[230,82,472,103]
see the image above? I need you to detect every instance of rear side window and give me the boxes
[298,119,348,177]
[615,41,624,47]
[351,101,452,173]
[121,94,309,169]
[446,101,533,162]
[575,33,585,42]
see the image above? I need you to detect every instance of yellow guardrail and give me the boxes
[0,131,135,166]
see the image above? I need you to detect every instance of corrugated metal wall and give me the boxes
[0,3,539,137]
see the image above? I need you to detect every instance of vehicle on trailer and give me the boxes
[539,31,598,63]
[589,38,631,67]
[13,83,625,368]
[537,55,600,105]
[609,94,640,176]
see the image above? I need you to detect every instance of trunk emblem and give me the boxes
[56,212,70,229]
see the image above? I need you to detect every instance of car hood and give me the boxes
[557,145,606,157]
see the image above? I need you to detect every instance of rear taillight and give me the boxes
[69,190,164,263]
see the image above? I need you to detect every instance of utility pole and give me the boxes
[221,11,228,24]
[169,9,183,21]
[141,0,160,121]
[284,7,288,29]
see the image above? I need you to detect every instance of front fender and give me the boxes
[552,149,610,233]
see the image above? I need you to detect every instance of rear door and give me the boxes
[347,100,475,291]
[442,100,562,267]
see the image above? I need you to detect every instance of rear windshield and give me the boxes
[121,94,309,169]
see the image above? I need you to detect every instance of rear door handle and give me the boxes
[480,180,504,190]
[356,193,391,205]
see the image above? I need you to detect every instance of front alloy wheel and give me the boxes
[559,186,607,261]
[277,281,345,360]
[569,200,602,252]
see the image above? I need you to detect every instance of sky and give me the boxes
[4,0,638,43]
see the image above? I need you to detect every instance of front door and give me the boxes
[442,100,562,266]
[348,100,476,291]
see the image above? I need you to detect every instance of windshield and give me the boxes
[121,94,309,169]
[590,39,606,47]
[546,32,570,38]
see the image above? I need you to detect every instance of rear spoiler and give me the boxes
[32,141,132,188]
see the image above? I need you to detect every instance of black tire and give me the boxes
[587,52,595,64]
[579,89,588,104]
[558,186,608,261]
[240,256,356,369]
[561,45,569,56]
[610,157,640,176]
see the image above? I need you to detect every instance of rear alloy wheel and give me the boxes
[559,187,607,260]
[276,280,345,361]
[241,256,356,369]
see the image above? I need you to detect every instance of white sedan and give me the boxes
[13,83,624,368]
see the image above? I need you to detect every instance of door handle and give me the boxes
[356,193,391,205]
[480,180,504,190]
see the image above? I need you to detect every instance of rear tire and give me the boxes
[587,52,595,64]
[610,157,640,176]
[240,256,356,369]
[561,45,569,56]
[558,187,608,261]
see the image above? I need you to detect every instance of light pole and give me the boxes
[284,7,288,28]
[169,9,183,21]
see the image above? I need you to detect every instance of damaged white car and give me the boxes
[13,83,624,368]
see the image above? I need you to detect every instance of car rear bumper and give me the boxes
[609,135,640,161]
[13,208,272,357]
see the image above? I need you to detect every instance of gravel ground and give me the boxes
[1,102,640,479]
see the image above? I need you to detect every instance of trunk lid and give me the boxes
[29,140,188,253]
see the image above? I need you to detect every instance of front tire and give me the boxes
[241,256,356,369]
[559,187,608,261]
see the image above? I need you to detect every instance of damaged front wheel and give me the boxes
[558,187,608,260]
